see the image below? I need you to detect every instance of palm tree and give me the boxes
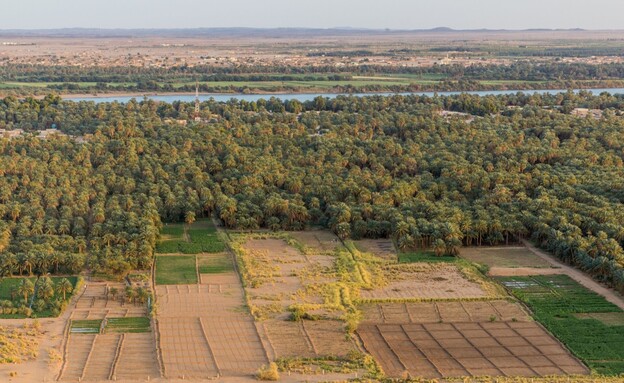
[109,287,119,301]
[124,286,135,303]
[17,279,34,303]
[56,278,73,301]
[136,287,149,304]
[37,277,55,302]
[433,239,446,257]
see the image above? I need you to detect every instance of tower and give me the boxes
[194,81,201,122]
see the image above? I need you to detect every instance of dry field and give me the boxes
[289,230,342,254]
[58,282,160,382]
[241,238,336,320]
[359,263,489,301]
[354,239,397,260]
[461,247,557,276]
[156,264,268,378]
[358,300,588,379]
[260,319,357,359]
[361,300,531,324]
[358,321,588,379]
[238,235,362,366]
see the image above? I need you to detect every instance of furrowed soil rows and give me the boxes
[361,301,530,324]
[357,320,588,379]
[156,270,267,378]
[59,282,159,381]
[262,319,357,358]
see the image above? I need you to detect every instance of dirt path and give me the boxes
[521,240,624,310]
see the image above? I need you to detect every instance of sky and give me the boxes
[3,0,624,30]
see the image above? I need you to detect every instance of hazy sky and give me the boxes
[4,0,624,30]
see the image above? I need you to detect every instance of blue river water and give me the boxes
[63,88,624,104]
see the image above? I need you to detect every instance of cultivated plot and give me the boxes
[461,247,556,276]
[499,274,624,375]
[59,282,159,382]
[360,263,488,301]
[358,321,588,379]
[361,300,531,324]
[155,258,268,378]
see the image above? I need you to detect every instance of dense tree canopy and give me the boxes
[0,92,623,292]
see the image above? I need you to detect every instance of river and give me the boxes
[62,88,624,104]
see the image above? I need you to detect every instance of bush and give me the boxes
[256,362,280,381]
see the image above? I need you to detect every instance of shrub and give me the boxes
[256,362,280,381]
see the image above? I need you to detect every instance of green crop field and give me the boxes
[155,255,198,285]
[105,317,151,333]
[156,219,224,254]
[398,251,457,263]
[498,274,624,375]
[71,319,102,334]
[197,254,233,274]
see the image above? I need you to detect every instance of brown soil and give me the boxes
[290,230,342,253]
[361,300,531,325]
[354,239,397,260]
[261,319,357,359]
[360,264,487,300]
[58,282,159,382]
[156,278,267,378]
[461,247,554,269]
[358,321,588,379]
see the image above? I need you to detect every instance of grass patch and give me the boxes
[498,274,624,375]
[156,219,225,254]
[71,319,102,334]
[197,254,233,274]
[398,251,457,263]
[105,317,150,333]
[160,223,185,237]
[155,255,198,285]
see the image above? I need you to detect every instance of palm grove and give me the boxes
[0,92,623,295]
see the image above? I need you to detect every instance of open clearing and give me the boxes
[289,230,342,253]
[58,282,160,382]
[461,246,555,269]
[354,239,397,260]
[357,300,588,378]
[359,263,489,301]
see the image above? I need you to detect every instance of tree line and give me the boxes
[0,92,622,293]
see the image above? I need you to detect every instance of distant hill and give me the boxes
[0,27,596,38]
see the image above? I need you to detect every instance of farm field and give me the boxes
[461,247,557,276]
[156,219,225,254]
[235,233,370,376]
[154,255,198,285]
[499,274,624,375]
[353,238,397,260]
[154,230,268,379]
[58,282,160,381]
[359,262,496,301]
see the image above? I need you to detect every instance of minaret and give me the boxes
[194,81,201,121]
